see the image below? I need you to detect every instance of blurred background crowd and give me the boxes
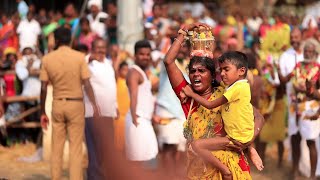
[1,0,320,179]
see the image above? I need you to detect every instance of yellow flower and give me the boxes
[199,32,206,39]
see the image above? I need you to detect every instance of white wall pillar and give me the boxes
[117,0,144,55]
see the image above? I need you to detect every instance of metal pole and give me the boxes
[70,0,90,47]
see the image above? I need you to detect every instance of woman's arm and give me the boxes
[164,33,187,89]
[252,106,265,138]
[164,22,210,89]
[195,106,265,152]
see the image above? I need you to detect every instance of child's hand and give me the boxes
[182,85,194,97]
[180,91,188,104]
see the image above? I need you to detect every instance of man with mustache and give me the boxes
[279,41,320,179]
[278,28,304,178]
[84,38,118,179]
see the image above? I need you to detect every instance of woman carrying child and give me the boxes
[164,22,264,179]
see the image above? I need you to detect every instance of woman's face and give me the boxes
[189,62,213,94]
[65,4,76,17]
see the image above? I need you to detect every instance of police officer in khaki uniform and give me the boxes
[40,27,99,180]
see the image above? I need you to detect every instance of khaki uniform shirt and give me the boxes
[40,46,90,99]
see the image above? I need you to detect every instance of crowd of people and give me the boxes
[1,0,320,179]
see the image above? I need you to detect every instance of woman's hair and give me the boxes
[80,17,89,25]
[188,56,216,78]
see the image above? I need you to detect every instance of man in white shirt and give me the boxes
[16,12,41,49]
[15,46,41,97]
[247,10,262,33]
[84,38,118,179]
[87,0,109,39]
[278,28,304,178]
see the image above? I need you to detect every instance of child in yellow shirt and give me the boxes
[183,51,263,178]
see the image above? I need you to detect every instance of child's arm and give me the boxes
[182,85,228,109]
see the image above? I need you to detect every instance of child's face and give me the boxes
[119,65,128,79]
[219,60,245,86]
[81,22,90,32]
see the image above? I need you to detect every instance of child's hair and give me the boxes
[218,51,248,77]
[134,40,152,54]
[119,61,128,70]
[80,17,90,25]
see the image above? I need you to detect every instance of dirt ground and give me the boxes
[0,142,317,180]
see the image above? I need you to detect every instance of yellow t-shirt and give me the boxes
[222,80,254,143]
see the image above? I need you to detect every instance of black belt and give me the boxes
[55,98,83,101]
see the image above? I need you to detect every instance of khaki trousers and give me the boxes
[51,99,84,180]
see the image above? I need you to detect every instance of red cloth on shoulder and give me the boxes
[173,79,192,118]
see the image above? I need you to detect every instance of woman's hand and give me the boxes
[225,139,250,152]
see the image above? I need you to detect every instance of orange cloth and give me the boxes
[0,22,18,52]
[114,77,130,152]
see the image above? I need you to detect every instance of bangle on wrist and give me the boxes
[174,38,184,47]
[178,28,188,36]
